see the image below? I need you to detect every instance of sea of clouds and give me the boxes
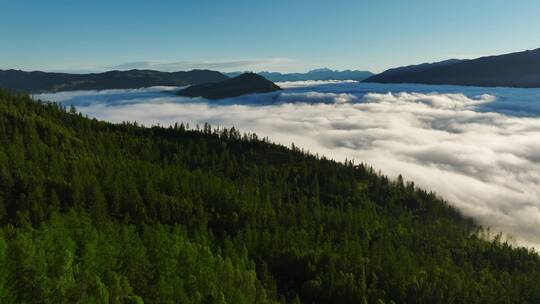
[35,81,540,249]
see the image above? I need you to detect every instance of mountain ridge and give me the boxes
[364,48,540,87]
[0,68,229,93]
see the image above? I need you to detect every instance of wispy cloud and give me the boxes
[1,58,295,74]
[35,84,540,249]
[108,58,294,72]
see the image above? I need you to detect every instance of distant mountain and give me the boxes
[0,69,229,93]
[365,59,466,82]
[177,73,281,99]
[226,68,374,82]
[364,48,540,88]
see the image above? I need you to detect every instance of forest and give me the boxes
[0,89,539,303]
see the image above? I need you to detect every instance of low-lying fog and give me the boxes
[36,81,540,249]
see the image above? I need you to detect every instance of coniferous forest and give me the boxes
[0,89,540,304]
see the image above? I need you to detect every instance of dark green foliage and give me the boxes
[0,89,538,303]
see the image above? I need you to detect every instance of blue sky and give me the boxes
[1,0,539,73]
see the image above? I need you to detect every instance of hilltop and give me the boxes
[177,72,281,99]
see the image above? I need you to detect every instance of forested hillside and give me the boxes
[0,69,228,93]
[0,89,539,303]
[364,48,540,88]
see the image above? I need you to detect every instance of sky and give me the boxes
[1,0,540,73]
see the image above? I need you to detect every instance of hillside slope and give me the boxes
[0,69,229,92]
[365,48,540,87]
[0,90,538,303]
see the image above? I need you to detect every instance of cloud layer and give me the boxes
[36,83,540,249]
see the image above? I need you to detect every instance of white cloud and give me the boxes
[34,86,179,102]
[35,86,540,249]
[108,58,294,72]
[280,92,358,104]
